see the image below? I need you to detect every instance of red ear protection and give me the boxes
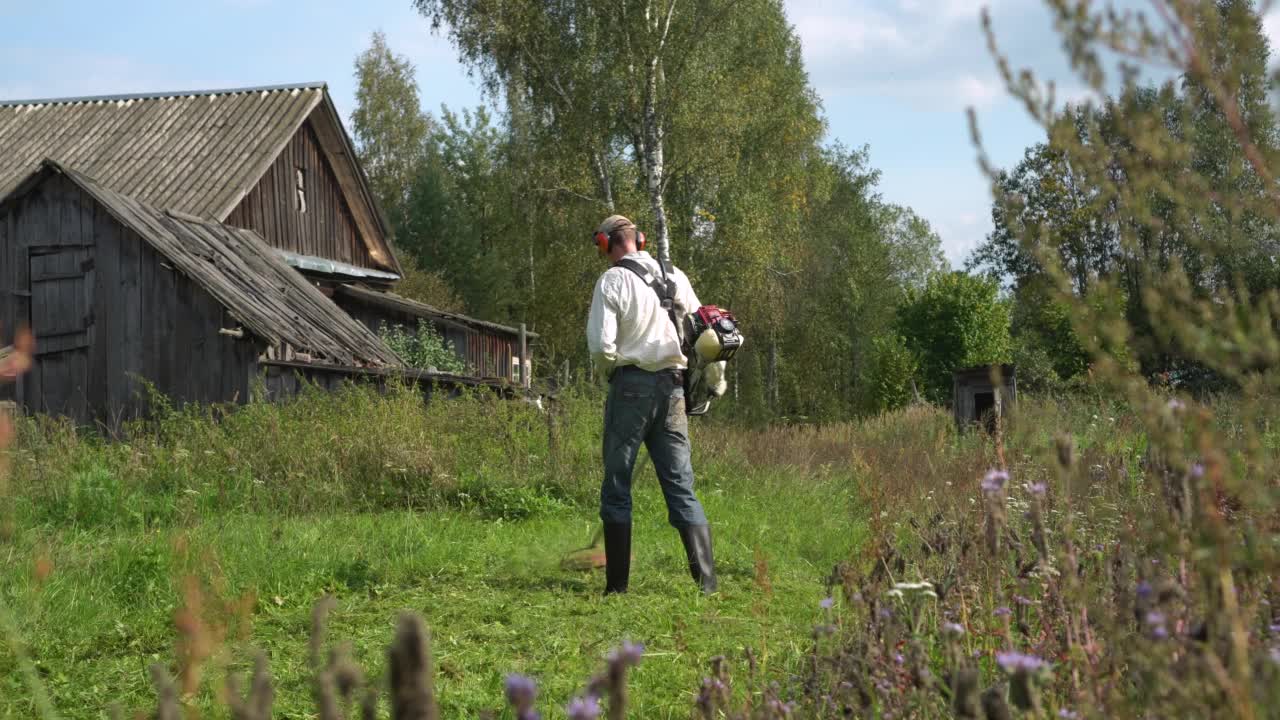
[592,227,646,253]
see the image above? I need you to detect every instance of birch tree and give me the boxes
[414,0,763,256]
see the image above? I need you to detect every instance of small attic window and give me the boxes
[295,168,306,213]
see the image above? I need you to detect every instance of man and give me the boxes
[586,214,720,595]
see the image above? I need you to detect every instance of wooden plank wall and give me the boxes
[0,173,262,427]
[2,174,96,416]
[225,121,372,269]
[128,226,261,423]
[0,184,30,404]
[467,332,514,381]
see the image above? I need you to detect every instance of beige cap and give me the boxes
[596,214,635,236]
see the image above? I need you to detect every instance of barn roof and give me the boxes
[335,283,539,340]
[0,82,400,275]
[13,160,403,369]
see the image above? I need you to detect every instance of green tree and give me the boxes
[970,0,1280,389]
[880,204,949,291]
[398,0,942,422]
[414,0,813,258]
[351,31,433,232]
[862,333,920,414]
[895,272,1012,404]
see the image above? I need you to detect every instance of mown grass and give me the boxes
[7,380,1240,718]
[0,381,870,718]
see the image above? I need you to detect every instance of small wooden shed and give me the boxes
[952,364,1016,432]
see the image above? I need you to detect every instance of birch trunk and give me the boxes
[642,56,669,261]
[591,150,615,212]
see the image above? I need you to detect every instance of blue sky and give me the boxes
[4,0,1276,264]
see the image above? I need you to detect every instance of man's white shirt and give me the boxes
[586,251,699,374]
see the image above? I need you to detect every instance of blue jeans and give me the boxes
[600,366,709,527]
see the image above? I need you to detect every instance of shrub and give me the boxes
[861,332,920,414]
[379,320,467,374]
[895,272,1012,404]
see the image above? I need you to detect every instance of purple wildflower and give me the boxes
[767,699,796,716]
[981,469,1010,493]
[1270,647,1280,665]
[1015,595,1033,606]
[1167,398,1185,412]
[1190,463,1205,479]
[994,606,1012,617]
[505,674,537,707]
[1269,623,1280,635]
[878,607,893,620]
[894,653,905,665]
[996,651,1047,673]
[1145,610,1170,639]
[943,622,965,635]
[505,674,539,720]
[607,641,645,666]
[1029,482,1048,496]
[820,596,835,610]
[566,696,601,720]
[1058,709,1080,719]
[1136,581,1152,600]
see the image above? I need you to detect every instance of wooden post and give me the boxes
[519,323,529,388]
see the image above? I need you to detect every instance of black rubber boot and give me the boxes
[678,524,718,594]
[603,523,631,595]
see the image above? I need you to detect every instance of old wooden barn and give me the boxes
[0,83,534,425]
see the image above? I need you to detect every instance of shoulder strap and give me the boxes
[616,258,680,330]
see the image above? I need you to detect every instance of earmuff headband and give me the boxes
[593,227,646,253]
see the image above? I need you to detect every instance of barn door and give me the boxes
[28,246,94,420]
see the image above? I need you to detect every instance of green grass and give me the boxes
[0,391,867,719]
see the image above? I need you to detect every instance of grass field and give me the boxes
[0,383,874,718]
[11,381,1261,718]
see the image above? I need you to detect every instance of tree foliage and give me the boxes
[968,0,1280,391]
[895,272,1012,404]
[353,5,952,421]
[351,31,432,232]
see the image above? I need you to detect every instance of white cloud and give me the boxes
[783,0,1063,111]
[899,0,991,21]
[954,73,1001,109]
[791,9,909,63]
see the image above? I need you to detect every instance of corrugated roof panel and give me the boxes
[0,84,327,220]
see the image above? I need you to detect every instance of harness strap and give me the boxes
[616,258,679,330]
